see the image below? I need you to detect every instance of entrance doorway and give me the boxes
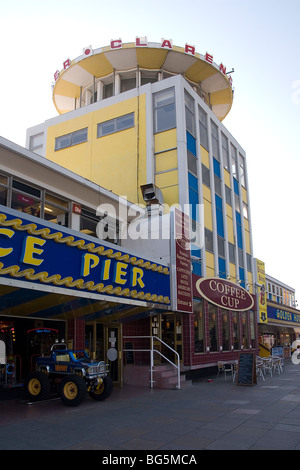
[85,321,122,387]
[105,324,122,386]
[160,313,183,364]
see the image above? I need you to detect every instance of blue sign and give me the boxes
[0,207,170,307]
[267,305,300,326]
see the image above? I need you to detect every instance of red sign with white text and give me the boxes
[194,276,254,311]
[174,209,193,313]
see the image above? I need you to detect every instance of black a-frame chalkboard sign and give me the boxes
[237,352,257,385]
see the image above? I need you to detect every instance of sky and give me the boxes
[1,0,300,303]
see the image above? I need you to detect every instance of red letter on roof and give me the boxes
[161,39,173,49]
[219,63,227,74]
[111,39,122,49]
[185,44,195,55]
[205,52,213,64]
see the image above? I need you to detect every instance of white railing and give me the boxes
[123,335,181,390]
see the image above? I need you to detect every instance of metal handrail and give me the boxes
[123,335,181,389]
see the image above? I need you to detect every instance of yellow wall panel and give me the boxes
[226,216,234,244]
[203,200,212,230]
[202,185,211,203]
[160,185,179,207]
[154,129,177,153]
[245,230,251,253]
[226,203,233,219]
[242,186,248,203]
[200,146,209,167]
[205,251,215,276]
[248,272,253,294]
[229,262,236,279]
[155,150,178,173]
[155,170,178,189]
[224,169,230,186]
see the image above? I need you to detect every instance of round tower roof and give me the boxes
[53,41,233,121]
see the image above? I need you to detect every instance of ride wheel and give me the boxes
[59,374,86,407]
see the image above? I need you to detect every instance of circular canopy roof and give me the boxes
[53,42,233,121]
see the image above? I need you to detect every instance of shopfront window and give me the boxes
[249,310,256,348]
[194,300,204,353]
[241,312,248,349]
[221,309,230,351]
[0,173,8,206]
[80,207,98,237]
[44,193,70,227]
[208,304,218,352]
[232,312,240,350]
[11,179,41,217]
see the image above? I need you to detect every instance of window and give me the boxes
[232,312,240,350]
[225,185,232,205]
[241,312,248,349]
[103,82,113,99]
[198,107,208,150]
[249,311,256,348]
[11,179,41,217]
[29,133,44,154]
[55,128,88,151]
[239,154,246,188]
[205,228,213,253]
[228,242,236,264]
[246,253,252,272]
[120,77,136,93]
[221,309,230,351]
[141,70,159,85]
[153,88,176,133]
[230,144,238,179]
[211,120,220,161]
[0,172,8,206]
[44,193,69,227]
[221,133,229,170]
[194,300,205,353]
[97,113,134,138]
[218,236,225,258]
[202,164,210,188]
[214,175,222,196]
[208,304,218,352]
[80,207,99,238]
[187,151,197,175]
[185,91,195,136]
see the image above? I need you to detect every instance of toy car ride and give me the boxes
[25,342,113,406]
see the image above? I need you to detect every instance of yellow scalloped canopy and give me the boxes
[53,42,233,121]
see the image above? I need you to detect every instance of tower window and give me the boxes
[55,128,88,151]
[97,113,134,137]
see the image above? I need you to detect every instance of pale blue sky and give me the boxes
[1,0,300,301]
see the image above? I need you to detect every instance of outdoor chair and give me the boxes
[217,361,233,381]
[262,357,273,377]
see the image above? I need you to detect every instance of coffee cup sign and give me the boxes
[195,277,254,311]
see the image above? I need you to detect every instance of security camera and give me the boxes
[140,183,164,206]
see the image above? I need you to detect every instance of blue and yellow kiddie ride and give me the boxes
[25,341,113,406]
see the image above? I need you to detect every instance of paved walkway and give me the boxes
[1,359,300,450]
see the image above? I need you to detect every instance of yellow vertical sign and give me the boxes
[256,259,267,323]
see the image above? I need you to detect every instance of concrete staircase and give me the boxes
[152,364,192,389]
[123,364,192,390]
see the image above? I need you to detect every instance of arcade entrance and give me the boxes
[0,317,65,388]
[85,322,122,387]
